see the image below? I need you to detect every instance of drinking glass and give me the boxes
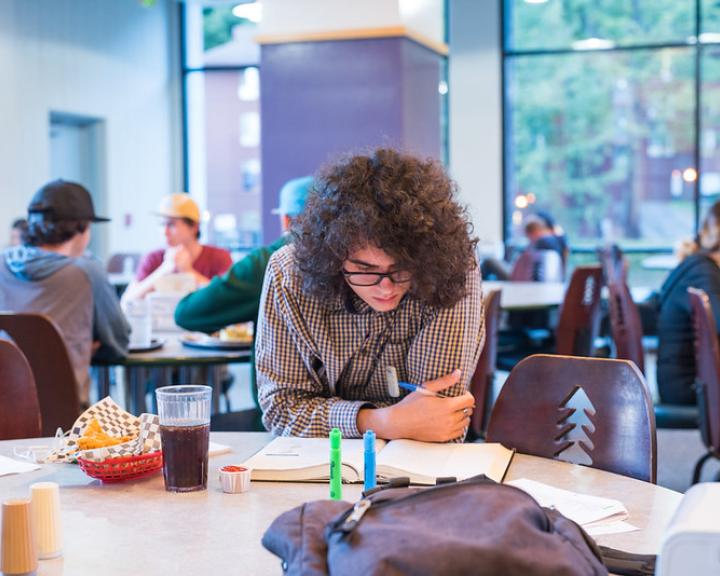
[156,385,212,492]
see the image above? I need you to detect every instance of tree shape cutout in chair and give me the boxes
[555,386,597,466]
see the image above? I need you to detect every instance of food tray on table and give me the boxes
[180,333,252,351]
[78,451,163,483]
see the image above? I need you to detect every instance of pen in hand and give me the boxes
[385,366,452,398]
[398,381,452,398]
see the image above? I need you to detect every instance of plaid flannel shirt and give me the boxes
[255,245,485,439]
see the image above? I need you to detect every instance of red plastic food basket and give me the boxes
[78,451,163,483]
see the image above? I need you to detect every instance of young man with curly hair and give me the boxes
[256,149,484,442]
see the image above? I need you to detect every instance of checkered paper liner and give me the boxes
[48,397,162,463]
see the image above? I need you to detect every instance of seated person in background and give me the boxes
[535,209,569,265]
[9,218,27,247]
[481,213,565,281]
[657,200,720,405]
[174,176,312,334]
[0,180,130,403]
[256,149,483,442]
[174,176,312,417]
[121,194,232,304]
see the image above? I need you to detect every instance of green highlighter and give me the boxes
[329,428,342,500]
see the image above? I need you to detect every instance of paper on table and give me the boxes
[0,454,41,477]
[209,442,231,457]
[506,478,629,527]
[584,521,638,537]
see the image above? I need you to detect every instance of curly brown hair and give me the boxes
[293,148,478,308]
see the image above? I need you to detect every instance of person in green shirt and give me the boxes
[174,176,313,412]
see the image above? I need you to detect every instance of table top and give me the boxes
[641,254,678,271]
[484,281,655,310]
[483,281,566,310]
[0,433,682,575]
[93,333,252,367]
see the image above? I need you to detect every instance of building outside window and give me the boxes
[503,0,720,283]
[183,2,261,252]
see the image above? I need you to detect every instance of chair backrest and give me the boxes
[510,250,564,282]
[606,281,645,373]
[486,354,657,482]
[106,252,141,274]
[0,313,81,436]
[688,287,720,453]
[469,289,502,438]
[555,265,603,356]
[0,338,42,440]
[597,244,627,285]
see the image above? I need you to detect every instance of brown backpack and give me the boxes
[262,475,609,576]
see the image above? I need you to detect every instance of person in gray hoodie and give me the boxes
[0,180,130,404]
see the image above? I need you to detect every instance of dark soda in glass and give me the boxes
[160,423,210,492]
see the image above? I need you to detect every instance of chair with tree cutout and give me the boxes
[486,354,656,483]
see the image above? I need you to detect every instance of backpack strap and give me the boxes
[598,546,655,576]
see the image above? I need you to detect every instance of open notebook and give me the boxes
[242,437,515,485]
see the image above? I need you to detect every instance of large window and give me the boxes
[503,0,720,278]
[183,3,261,251]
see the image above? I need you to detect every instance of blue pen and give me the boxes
[386,366,452,399]
[397,381,451,398]
[364,430,376,491]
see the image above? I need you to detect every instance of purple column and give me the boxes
[260,36,443,241]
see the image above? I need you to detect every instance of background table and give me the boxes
[94,334,252,414]
[484,280,654,310]
[483,281,566,310]
[0,433,682,576]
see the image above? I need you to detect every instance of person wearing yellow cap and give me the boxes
[122,194,232,303]
[173,176,313,420]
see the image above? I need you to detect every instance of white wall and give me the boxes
[0,0,182,257]
[259,0,444,46]
[449,0,503,248]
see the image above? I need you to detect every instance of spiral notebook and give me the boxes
[242,437,514,485]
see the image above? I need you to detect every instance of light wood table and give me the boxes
[483,281,566,310]
[0,433,682,575]
[484,281,655,310]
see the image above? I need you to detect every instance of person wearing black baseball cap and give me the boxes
[0,179,129,404]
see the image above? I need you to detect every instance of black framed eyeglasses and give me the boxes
[342,269,412,287]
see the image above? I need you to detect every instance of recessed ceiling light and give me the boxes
[232,2,262,23]
[571,38,615,51]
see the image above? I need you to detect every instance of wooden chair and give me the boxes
[106,252,141,274]
[555,265,604,356]
[468,289,501,440]
[0,313,81,436]
[688,288,720,483]
[597,244,627,285]
[497,265,604,371]
[0,338,42,439]
[605,280,645,373]
[487,354,657,483]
